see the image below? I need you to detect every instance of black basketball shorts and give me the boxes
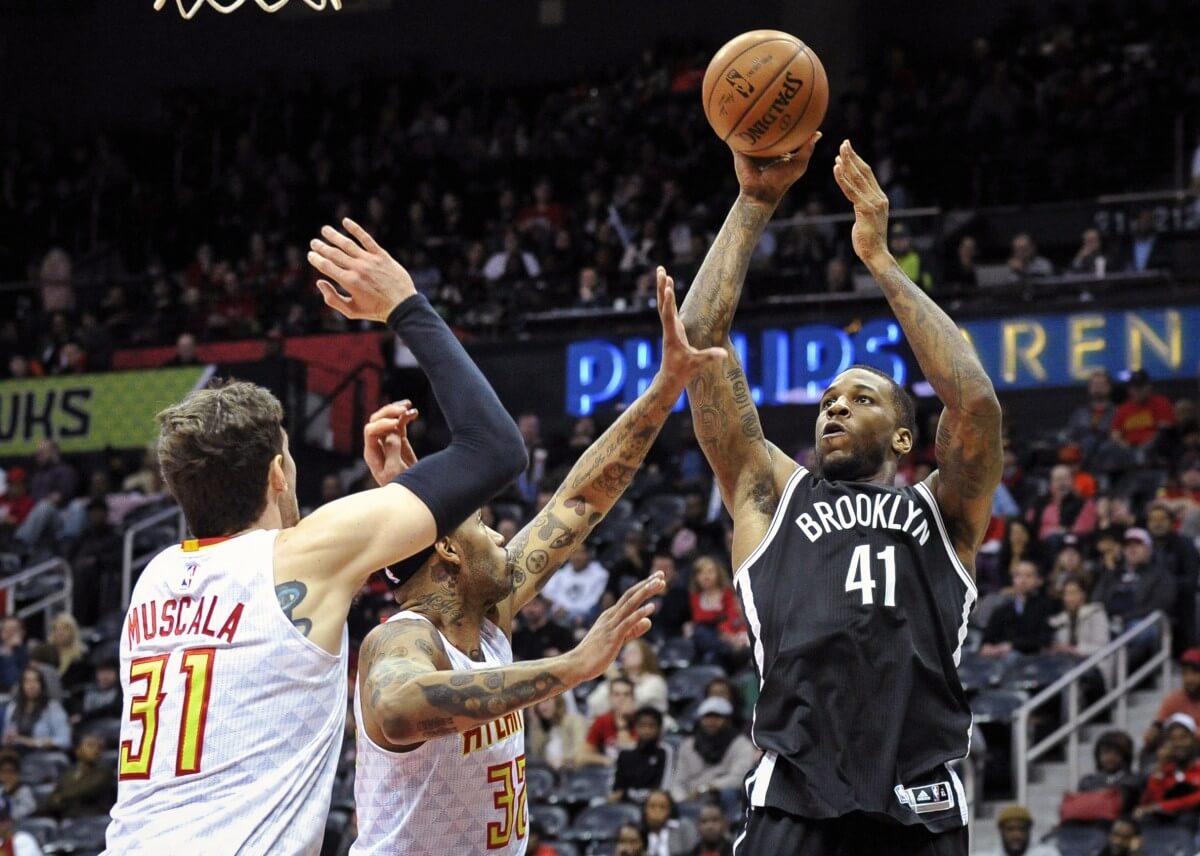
[732,808,969,856]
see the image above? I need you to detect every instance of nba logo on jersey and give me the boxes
[180,560,199,590]
[896,781,953,814]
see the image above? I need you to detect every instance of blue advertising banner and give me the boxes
[563,305,1200,416]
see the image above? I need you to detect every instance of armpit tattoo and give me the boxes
[275,581,312,637]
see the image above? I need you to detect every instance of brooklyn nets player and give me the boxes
[678,138,1002,855]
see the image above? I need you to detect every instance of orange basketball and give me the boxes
[702,30,829,158]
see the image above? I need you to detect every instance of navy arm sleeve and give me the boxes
[386,295,527,537]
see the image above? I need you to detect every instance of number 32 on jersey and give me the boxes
[119,647,215,780]
[844,544,898,607]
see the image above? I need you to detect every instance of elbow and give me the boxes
[960,387,1001,421]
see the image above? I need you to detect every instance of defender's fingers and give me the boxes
[310,252,353,283]
[320,225,364,259]
[315,279,354,309]
[342,217,382,253]
[369,401,413,423]
[309,238,357,271]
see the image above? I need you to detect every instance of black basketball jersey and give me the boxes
[735,466,977,832]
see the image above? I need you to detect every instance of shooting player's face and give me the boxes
[814,369,908,481]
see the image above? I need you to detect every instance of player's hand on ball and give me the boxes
[363,401,420,486]
[735,131,821,208]
[570,572,666,683]
[833,139,891,266]
[309,218,418,322]
[656,267,725,381]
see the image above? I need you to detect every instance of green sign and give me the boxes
[0,366,211,456]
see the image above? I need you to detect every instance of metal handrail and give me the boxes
[0,558,74,626]
[1011,610,1172,805]
[121,504,188,608]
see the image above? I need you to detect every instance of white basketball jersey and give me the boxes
[352,611,528,855]
[105,529,348,856]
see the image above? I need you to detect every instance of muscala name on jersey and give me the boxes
[461,711,524,757]
[127,595,246,649]
[794,492,931,545]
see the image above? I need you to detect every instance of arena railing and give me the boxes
[1010,610,1172,806]
[121,504,188,608]
[0,557,74,627]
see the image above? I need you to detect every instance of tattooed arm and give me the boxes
[676,140,819,569]
[359,575,665,749]
[496,270,724,629]
[834,140,1002,567]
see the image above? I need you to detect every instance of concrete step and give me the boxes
[969,681,1168,855]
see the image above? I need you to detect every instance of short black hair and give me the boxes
[845,364,916,435]
[633,706,663,727]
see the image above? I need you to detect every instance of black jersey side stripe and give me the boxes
[911,481,978,599]
[733,465,809,580]
[912,481,978,668]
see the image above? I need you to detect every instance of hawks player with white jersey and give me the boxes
[352,268,724,855]
[105,218,528,855]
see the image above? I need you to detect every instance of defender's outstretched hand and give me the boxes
[656,267,726,382]
[832,139,891,266]
[735,131,822,208]
[309,218,417,322]
[570,572,667,682]
[363,401,420,486]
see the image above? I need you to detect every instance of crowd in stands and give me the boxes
[3,0,1200,379]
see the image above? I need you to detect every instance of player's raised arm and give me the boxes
[833,140,1002,565]
[497,268,724,624]
[280,221,526,601]
[361,574,665,748]
[676,137,819,567]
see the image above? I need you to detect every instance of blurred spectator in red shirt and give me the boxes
[1113,370,1174,449]
[1058,445,1098,499]
[1143,649,1200,753]
[0,469,34,527]
[1029,465,1098,542]
[1136,712,1200,824]
[689,557,748,667]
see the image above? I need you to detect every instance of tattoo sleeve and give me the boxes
[504,368,687,613]
[868,258,1003,556]
[275,581,312,637]
[675,195,779,521]
[360,619,573,745]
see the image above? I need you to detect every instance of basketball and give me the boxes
[702,29,829,158]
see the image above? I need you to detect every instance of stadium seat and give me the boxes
[956,651,1006,693]
[676,799,709,823]
[1138,824,1196,856]
[560,766,614,806]
[667,665,727,706]
[91,611,126,644]
[525,762,558,803]
[564,802,642,842]
[32,781,55,805]
[969,689,1028,724]
[638,494,686,530]
[573,678,600,710]
[55,814,111,850]
[16,817,59,846]
[1001,653,1079,692]
[1046,823,1107,856]
[21,751,71,784]
[529,803,569,838]
[82,716,123,748]
[656,637,695,670]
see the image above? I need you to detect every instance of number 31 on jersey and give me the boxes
[844,544,897,607]
[119,647,216,780]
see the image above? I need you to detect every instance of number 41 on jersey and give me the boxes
[844,545,897,607]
